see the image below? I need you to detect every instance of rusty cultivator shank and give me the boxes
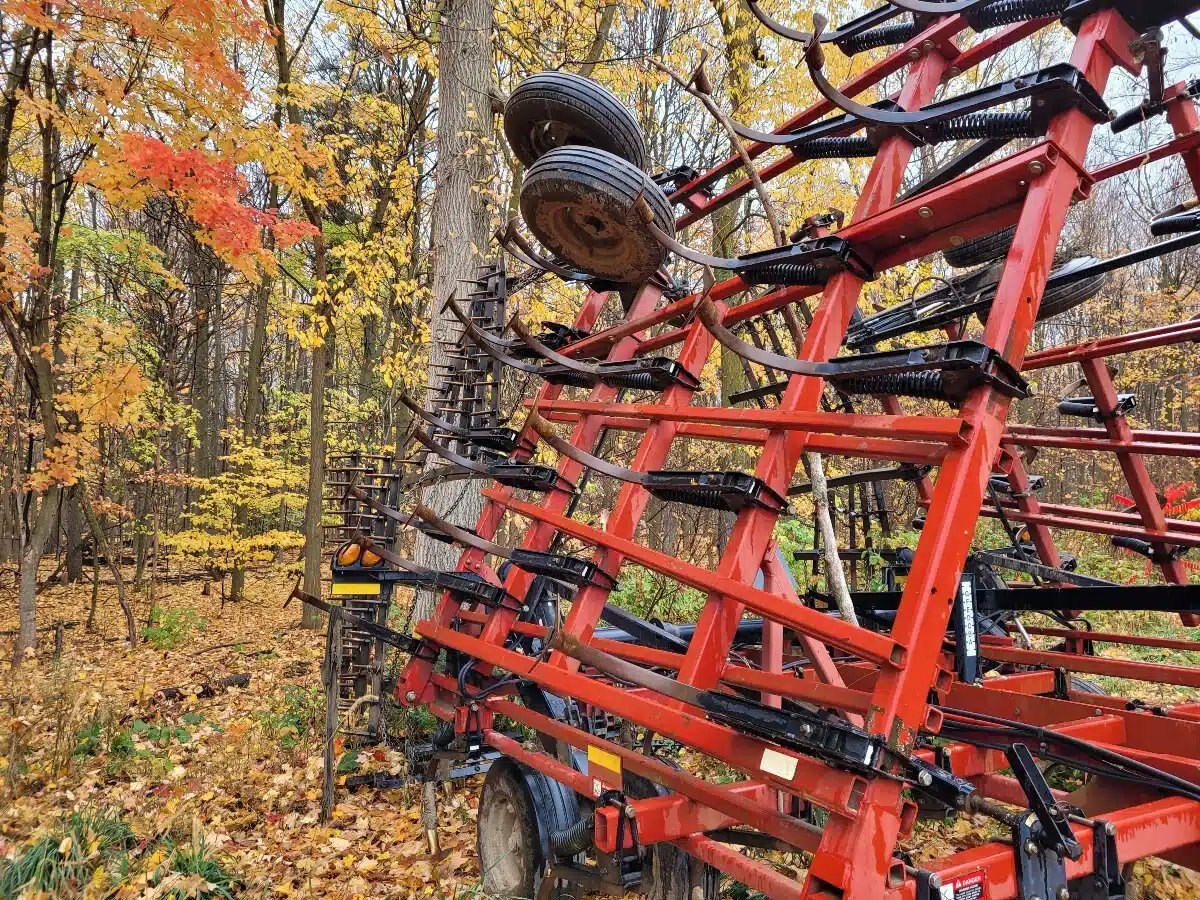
[314,3,1200,897]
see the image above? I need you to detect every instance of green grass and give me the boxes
[153,837,241,899]
[257,684,323,750]
[0,811,135,897]
[141,606,206,650]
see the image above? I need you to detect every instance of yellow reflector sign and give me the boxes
[587,745,623,792]
[331,582,381,596]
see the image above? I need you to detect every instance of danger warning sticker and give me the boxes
[941,871,987,900]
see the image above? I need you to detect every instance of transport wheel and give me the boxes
[477,758,582,898]
[625,771,720,900]
[1069,675,1107,695]
[976,263,1107,324]
[943,225,1016,268]
[520,145,674,285]
[504,71,649,169]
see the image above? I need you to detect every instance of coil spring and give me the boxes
[741,263,829,287]
[654,487,725,510]
[836,370,948,400]
[837,21,919,56]
[968,0,1068,29]
[549,815,594,855]
[927,111,1037,142]
[792,136,875,160]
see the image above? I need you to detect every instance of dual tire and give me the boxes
[505,72,673,285]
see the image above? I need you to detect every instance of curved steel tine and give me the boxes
[631,195,742,269]
[411,428,494,476]
[356,534,435,577]
[744,0,814,43]
[346,483,424,529]
[745,0,907,44]
[727,115,815,146]
[400,394,475,437]
[445,299,547,375]
[412,503,513,559]
[507,316,602,375]
[526,410,650,486]
[693,292,834,377]
[503,220,591,281]
[802,14,946,128]
[401,464,476,492]
[495,220,565,275]
[886,0,992,13]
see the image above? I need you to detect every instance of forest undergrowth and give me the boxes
[0,556,1197,899]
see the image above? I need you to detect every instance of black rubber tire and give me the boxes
[478,758,582,899]
[977,268,1107,324]
[1070,675,1107,695]
[624,771,720,900]
[520,145,674,285]
[943,225,1016,268]
[504,71,648,169]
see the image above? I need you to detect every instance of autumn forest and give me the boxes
[1,0,1199,897]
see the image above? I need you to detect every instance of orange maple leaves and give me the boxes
[120,134,317,267]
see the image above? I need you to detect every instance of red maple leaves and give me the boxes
[121,134,317,263]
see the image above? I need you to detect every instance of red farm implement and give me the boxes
[309,2,1200,897]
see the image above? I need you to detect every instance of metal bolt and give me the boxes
[922,39,935,51]
[949,235,964,246]
[1028,160,1046,176]
[1094,707,1103,716]
[948,66,961,78]
[927,875,941,890]
[405,691,418,702]
[917,770,933,787]
[1057,888,1070,900]
[907,47,921,59]
[1025,841,1040,856]
[918,206,933,219]
[623,804,638,819]
[1105,822,1117,836]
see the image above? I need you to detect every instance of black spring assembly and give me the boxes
[791,135,876,160]
[925,110,1037,142]
[740,262,830,287]
[836,20,921,55]
[966,0,1069,30]
[836,370,948,400]
[791,111,1036,160]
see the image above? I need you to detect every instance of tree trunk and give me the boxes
[415,0,496,619]
[79,482,138,647]
[15,485,57,662]
[301,240,331,629]
[64,483,84,585]
[191,241,221,480]
[230,220,275,602]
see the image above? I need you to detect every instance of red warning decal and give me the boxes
[943,870,988,900]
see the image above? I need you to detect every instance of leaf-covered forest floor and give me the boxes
[1,564,1198,898]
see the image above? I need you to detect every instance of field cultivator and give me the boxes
[312,2,1200,897]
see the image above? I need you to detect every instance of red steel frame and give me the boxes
[392,7,1200,899]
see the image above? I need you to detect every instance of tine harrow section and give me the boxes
[322,4,1200,898]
